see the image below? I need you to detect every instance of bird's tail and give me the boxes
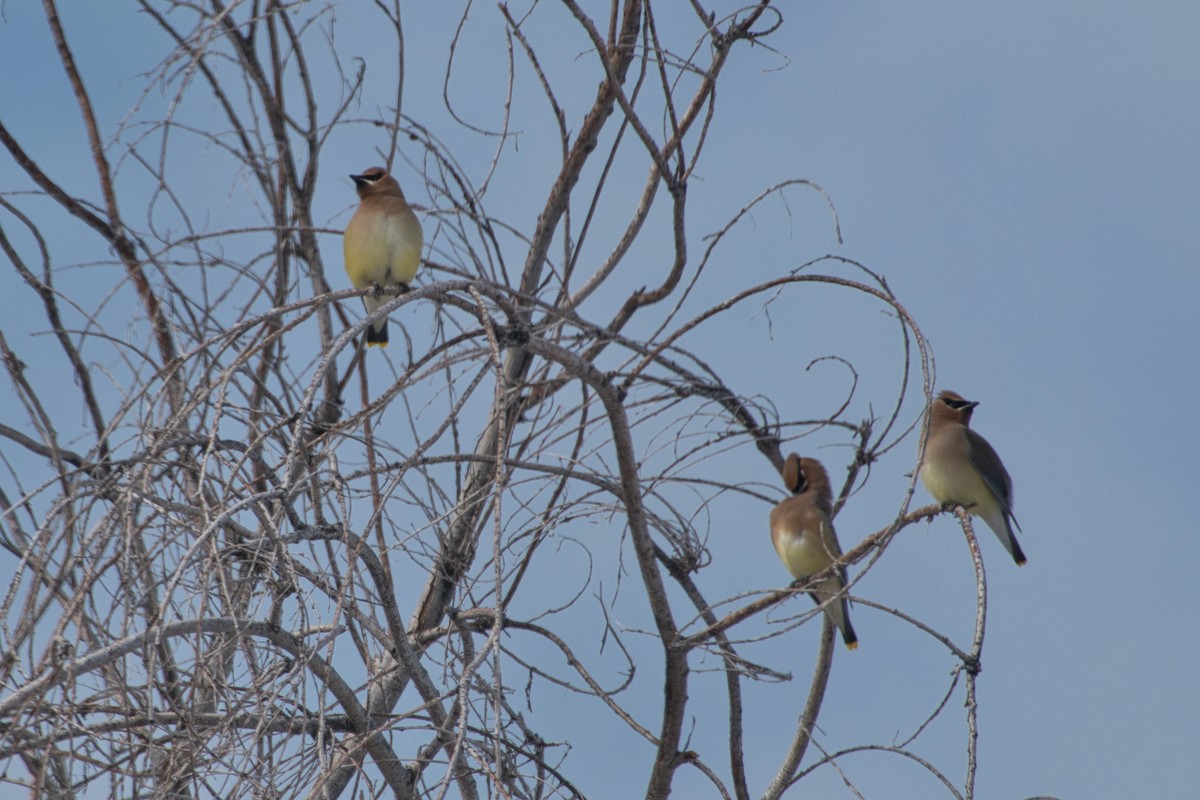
[366,321,389,347]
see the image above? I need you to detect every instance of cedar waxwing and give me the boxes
[920,390,1027,565]
[343,166,423,347]
[769,454,858,650]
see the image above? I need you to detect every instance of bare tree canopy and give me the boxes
[0,3,1027,799]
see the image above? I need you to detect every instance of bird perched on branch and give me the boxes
[920,390,1027,565]
[343,166,423,347]
[769,454,858,650]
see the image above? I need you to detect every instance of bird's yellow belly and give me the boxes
[921,462,996,516]
[776,533,830,580]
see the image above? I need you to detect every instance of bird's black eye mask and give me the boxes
[351,171,385,185]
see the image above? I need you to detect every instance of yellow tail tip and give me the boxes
[845,640,859,651]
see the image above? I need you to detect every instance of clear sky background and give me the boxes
[2,2,1198,799]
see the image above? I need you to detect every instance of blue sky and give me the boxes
[2,2,1198,798]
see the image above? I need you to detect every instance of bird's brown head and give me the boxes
[781,453,832,505]
[932,389,979,425]
[350,167,404,199]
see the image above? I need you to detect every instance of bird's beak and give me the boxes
[963,401,980,411]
